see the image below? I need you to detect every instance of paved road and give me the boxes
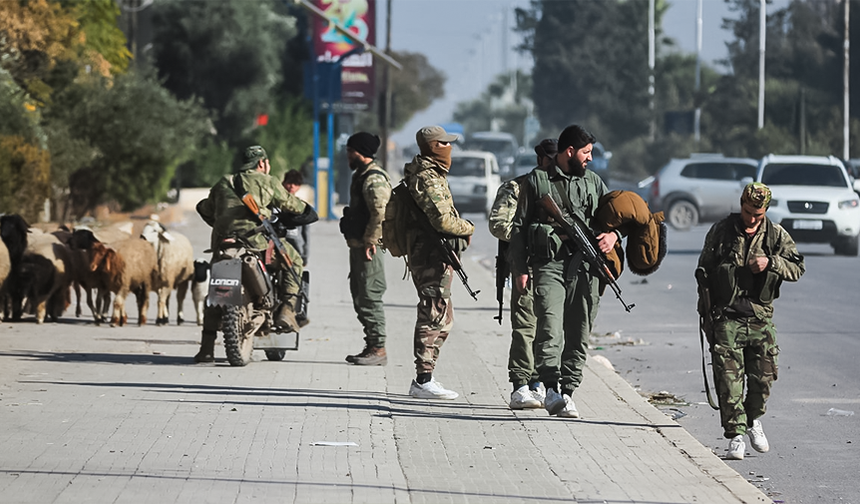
[0,194,772,503]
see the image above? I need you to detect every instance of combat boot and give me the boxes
[194,331,217,363]
[346,346,372,363]
[353,346,387,366]
[274,302,299,332]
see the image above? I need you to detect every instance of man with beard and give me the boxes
[508,125,618,417]
[403,125,474,399]
[341,132,392,366]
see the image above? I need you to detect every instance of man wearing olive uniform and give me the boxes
[488,138,557,409]
[696,182,804,460]
[342,132,392,366]
[194,146,317,363]
[508,125,618,418]
[404,125,474,400]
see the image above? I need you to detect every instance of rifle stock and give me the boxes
[536,194,634,312]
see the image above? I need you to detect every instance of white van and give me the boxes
[447,150,501,215]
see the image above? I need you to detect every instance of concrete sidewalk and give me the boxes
[0,209,769,503]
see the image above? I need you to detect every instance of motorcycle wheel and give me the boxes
[222,305,253,366]
[264,350,286,361]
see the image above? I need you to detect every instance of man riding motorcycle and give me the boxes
[194,145,318,363]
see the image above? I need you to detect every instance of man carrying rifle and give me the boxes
[402,126,474,400]
[696,182,804,460]
[194,145,318,363]
[509,125,618,418]
[488,138,557,410]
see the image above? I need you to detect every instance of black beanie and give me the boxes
[347,132,381,158]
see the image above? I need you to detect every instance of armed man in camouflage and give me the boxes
[488,138,557,409]
[696,182,805,460]
[341,132,392,366]
[194,145,318,363]
[403,125,474,399]
[508,125,618,418]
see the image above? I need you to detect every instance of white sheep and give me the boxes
[191,258,210,326]
[140,221,196,326]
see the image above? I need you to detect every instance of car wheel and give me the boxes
[667,200,699,231]
[833,235,859,256]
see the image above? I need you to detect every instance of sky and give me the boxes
[379,0,790,146]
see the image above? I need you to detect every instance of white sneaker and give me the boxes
[557,394,580,418]
[409,379,459,400]
[529,385,546,407]
[747,419,770,453]
[726,435,745,460]
[510,385,542,409]
[544,389,566,415]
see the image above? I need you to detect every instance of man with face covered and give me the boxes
[341,132,391,366]
[403,125,475,399]
[508,125,618,418]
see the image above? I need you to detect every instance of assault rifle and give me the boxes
[494,240,509,324]
[239,193,305,302]
[536,194,634,312]
[695,267,719,410]
[400,186,480,301]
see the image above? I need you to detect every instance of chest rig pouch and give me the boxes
[711,218,783,308]
[526,168,597,261]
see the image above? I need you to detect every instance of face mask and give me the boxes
[430,142,452,170]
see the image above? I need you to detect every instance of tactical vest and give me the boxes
[341,165,387,241]
[710,216,784,308]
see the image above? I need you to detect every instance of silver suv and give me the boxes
[757,154,860,256]
[648,154,759,230]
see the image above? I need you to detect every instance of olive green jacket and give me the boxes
[197,169,308,251]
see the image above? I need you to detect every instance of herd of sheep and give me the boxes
[0,214,209,327]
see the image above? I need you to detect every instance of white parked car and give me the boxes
[756,154,860,256]
[447,150,501,215]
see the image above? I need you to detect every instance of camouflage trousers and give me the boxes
[409,252,455,374]
[348,246,387,348]
[508,274,538,388]
[710,315,779,439]
[532,257,600,395]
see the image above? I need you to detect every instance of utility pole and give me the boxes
[844,0,851,160]
[648,0,656,140]
[758,0,766,129]
[381,0,393,172]
[694,0,702,143]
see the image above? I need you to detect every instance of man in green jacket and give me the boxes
[342,132,392,366]
[404,126,474,399]
[194,145,317,363]
[696,182,805,460]
[508,125,618,418]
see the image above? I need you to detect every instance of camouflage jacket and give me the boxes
[197,169,308,251]
[488,173,529,242]
[508,163,608,275]
[347,160,391,249]
[697,214,805,319]
[403,155,474,253]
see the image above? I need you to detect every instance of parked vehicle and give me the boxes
[589,142,612,183]
[466,131,520,180]
[447,150,501,215]
[756,154,860,256]
[208,237,305,366]
[513,151,537,179]
[648,154,759,230]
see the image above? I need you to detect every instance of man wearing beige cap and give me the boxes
[402,125,475,399]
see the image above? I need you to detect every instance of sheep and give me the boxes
[19,231,73,324]
[67,229,112,324]
[140,221,196,326]
[87,237,158,327]
[0,214,29,320]
[191,259,210,326]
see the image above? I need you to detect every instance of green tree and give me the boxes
[150,0,297,145]
[452,71,532,143]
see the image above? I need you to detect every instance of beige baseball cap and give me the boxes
[416,125,458,150]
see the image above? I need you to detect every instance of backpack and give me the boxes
[381,181,411,257]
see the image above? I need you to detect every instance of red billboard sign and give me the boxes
[312,0,376,109]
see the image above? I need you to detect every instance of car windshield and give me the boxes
[449,157,486,177]
[468,139,516,158]
[761,163,848,187]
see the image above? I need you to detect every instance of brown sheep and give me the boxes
[89,237,158,327]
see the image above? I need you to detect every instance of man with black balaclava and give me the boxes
[402,125,474,400]
[341,132,392,366]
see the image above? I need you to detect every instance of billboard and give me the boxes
[312,0,376,110]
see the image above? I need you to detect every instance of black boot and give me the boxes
[194,331,216,363]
